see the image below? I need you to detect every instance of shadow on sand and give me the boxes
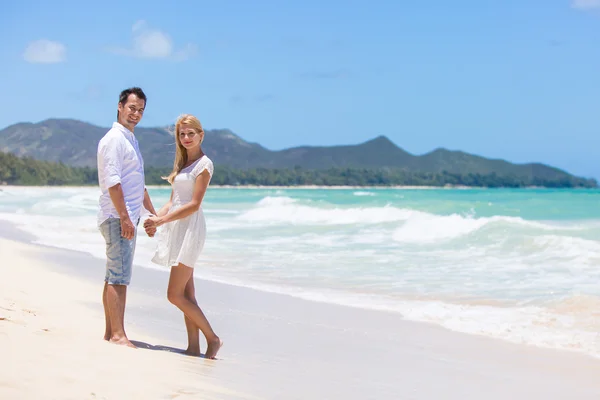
[130,340,207,359]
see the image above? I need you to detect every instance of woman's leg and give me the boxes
[167,263,222,359]
[183,275,201,356]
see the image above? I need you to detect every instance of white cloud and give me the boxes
[109,20,197,61]
[23,39,66,64]
[572,0,600,9]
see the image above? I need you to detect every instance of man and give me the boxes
[97,87,157,348]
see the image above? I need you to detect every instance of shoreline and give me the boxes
[2,212,600,362]
[2,221,600,398]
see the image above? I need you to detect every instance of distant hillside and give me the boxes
[0,119,271,169]
[1,150,596,188]
[0,151,96,186]
[0,118,595,187]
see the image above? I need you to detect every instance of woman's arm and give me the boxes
[148,170,211,227]
[155,190,174,217]
[143,189,173,236]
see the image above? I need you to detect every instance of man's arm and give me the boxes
[143,188,157,216]
[99,137,134,240]
[142,188,169,238]
[108,184,135,240]
[155,190,173,218]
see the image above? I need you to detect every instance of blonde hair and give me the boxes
[163,114,204,184]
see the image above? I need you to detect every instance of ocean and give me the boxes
[1,185,599,358]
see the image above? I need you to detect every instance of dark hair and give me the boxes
[117,87,147,119]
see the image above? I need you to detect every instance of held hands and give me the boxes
[144,224,157,238]
[143,215,162,237]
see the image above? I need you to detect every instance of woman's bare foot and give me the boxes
[205,337,223,360]
[184,346,202,357]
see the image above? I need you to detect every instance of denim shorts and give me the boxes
[99,217,138,286]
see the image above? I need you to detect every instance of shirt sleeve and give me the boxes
[191,158,214,180]
[98,135,124,188]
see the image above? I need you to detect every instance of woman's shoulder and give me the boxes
[198,154,214,169]
[202,154,214,165]
[191,155,214,177]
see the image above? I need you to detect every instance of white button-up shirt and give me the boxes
[97,122,146,227]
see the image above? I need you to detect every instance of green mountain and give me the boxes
[0,118,595,187]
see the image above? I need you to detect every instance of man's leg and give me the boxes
[106,283,132,347]
[100,220,114,341]
[101,217,136,348]
[103,281,111,340]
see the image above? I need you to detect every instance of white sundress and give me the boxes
[151,155,214,269]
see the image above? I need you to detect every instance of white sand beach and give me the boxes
[0,236,254,400]
[1,221,600,399]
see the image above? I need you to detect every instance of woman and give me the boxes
[143,113,222,360]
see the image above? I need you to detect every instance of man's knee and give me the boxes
[105,283,128,296]
[105,275,131,286]
[105,266,131,285]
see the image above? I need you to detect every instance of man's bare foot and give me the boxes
[184,347,202,357]
[109,336,137,349]
[205,337,223,360]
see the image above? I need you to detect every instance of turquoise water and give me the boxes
[1,186,600,357]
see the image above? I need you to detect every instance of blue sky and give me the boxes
[1,0,600,178]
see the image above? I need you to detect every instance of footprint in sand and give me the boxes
[169,389,199,399]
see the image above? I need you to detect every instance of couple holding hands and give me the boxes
[96,87,222,360]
